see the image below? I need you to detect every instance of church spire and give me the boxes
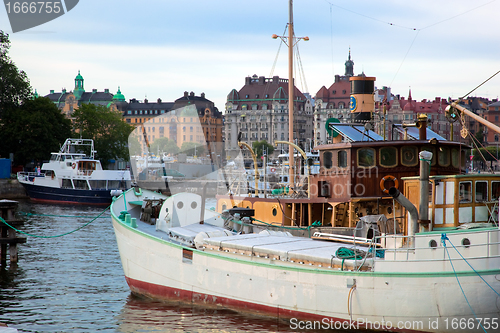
[345,47,354,77]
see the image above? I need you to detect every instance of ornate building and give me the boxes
[45,71,120,120]
[224,75,313,160]
[313,50,355,146]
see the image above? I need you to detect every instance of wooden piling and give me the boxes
[0,199,27,265]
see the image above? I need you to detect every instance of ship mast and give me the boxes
[288,0,295,187]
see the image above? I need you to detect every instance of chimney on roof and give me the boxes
[201,92,205,99]
[50,90,54,94]
[245,76,251,85]
[259,76,265,85]
[335,74,340,83]
[184,91,188,97]
[157,98,161,103]
[273,76,279,84]
[104,88,109,93]
[144,98,148,103]
[190,91,195,97]
[92,89,97,93]
[62,88,66,94]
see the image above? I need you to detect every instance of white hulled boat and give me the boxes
[17,138,131,205]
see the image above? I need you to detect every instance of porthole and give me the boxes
[462,238,471,248]
[191,201,197,209]
[272,208,277,216]
[429,240,438,248]
[387,206,392,214]
[177,201,184,209]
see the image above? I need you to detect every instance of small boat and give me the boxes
[17,138,131,205]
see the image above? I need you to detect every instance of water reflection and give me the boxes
[0,200,355,333]
[117,294,292,333]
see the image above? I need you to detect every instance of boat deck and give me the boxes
[128,210,375,271]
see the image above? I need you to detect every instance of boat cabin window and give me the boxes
[492,181,500,200]
[401,146,418,166]
[89,180,107,189]
[438,147,450,167]
[338,150,347,168]
[379,147,397,167]
[74,179,89,190]
[459,181,472,203]
[421,147,437,166]
[475,181,488,202]
[357,148,375,168]
[451,148,459,168]
[61,179,73,189]
[79,161,97,171]
[323,151,333,169]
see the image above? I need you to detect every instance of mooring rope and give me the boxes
[441,234,487,333]
[0,205,110,238]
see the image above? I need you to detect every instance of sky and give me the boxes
[1,0,500,111]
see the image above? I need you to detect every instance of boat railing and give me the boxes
[17,171,45,182]
[377,228,500,262]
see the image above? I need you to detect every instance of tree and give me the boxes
[252,140,274,159]
[150,137,179,156]
[0,31,32,115]
[71,103,134,168]
[0,97,72,165]
[180,141,205,156]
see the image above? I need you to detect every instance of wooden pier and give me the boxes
[0,199,26,266]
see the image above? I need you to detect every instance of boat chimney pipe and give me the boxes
[388,187,418,246]
[416,114,428,141]
[419,151,433,232]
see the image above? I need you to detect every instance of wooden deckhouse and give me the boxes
[217,115,475,235]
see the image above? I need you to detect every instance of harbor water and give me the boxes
[0,200,353,332]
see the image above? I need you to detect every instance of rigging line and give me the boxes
[330,4,335,81]
[389,30,420,88]
[323,0,417,31]
[323,0,496,32]
[266,24,289,100]
[295,44,309,94]
[459,116,495,171]
[460,70,500,99]
[420,0,498,30]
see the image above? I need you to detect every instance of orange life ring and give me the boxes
[72,163,76,169]
[380,175,398,195]
[270,167,276,172]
